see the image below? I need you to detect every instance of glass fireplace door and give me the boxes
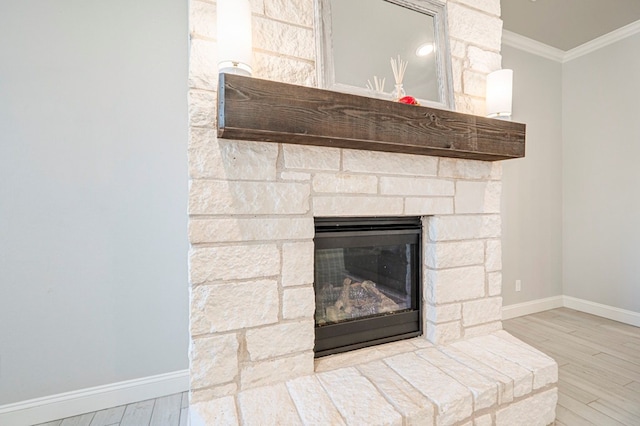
[314,217,422,357]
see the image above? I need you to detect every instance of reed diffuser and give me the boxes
[390,55,408,101]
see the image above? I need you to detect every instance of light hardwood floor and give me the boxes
[35,392,188,426]
[39,308,640,426]
[504,308,640,426]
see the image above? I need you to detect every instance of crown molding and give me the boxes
[502,30,565,62]
[503,19,640,63]
[564,19,640,62]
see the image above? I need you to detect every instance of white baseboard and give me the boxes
[0,369,189,426]
[503,295,640,327]
[502,296,564,320]
[563,296,640,327]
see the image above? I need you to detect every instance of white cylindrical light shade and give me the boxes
[217,0,253,76]
[486,69,513,119]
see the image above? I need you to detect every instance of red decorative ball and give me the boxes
[398,96,420,105]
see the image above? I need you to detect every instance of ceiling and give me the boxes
[501,0,640,51]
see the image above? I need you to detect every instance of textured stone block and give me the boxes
[313,173,377,194]
[249,0,265,14]
[495,388,558,426]
[463,70,486,98]
[238,384,302,424]
[485,239,502,272]
[451,338,533,397]
[283,145,340,170]
[455,181,487,214]
[283,286,315,319]
[253,16,315,59]
[190,334,239,389]
[190,1,216,38]
[439,158,493,179]
[254,52,316,87]
[448,2,502,51]
[191,280,278,334]
[343,149,438,176]
[440,346,514,405]
[404,197,454,215]
[315,340,416,373]
[188,38,218,92]
[189,217,313,244]
[241,352,314,389]
[452,58,464,93]
[318,368,403,425]
[188,89,217,128]
[189,396,238,426]
[454,93,475,115]
[488,271,502,296]
[313,196,404,216]
[282,241,314,286]
[427,215,501,241]
[484,181,501,213]
[358,360,435,425]
[474,414,493,426]
[246,320,314,360]
[188,180,309,215]
[486,332,558,389]
[470,96,487,117]
[450,39,466,59]
[426,266,485,304]
[280,171,310,181]
[409,337,434,349]
[426,303,462,323]
[218,140,278,181]
[468,46,502,74]
[189,244,280,284]
[385,353,472,425]
[416,348,497,410]
[188,127,223,179]
[190,384,238,404]
[464,321,503,339]
[490,162,502,180]
[453,0,501,16]
[286,375,345,425]
[425,240,485,269]
[426,320,462,345]
[462,297,502,326]
[380,177,454,197]
[265,0,314,27]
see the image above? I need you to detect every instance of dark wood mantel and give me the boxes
[217,74,525,162]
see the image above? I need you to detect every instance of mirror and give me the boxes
[316,0,454,109]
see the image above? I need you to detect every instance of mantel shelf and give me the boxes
[217,74,525,162]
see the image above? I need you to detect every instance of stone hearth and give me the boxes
[187,0,558,424]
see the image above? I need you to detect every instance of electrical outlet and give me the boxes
[515,280,522,292]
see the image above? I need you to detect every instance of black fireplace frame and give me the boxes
[313,217,423,357]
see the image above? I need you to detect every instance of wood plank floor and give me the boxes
[35,392,188,426]
[504,308,640,426]
[38,308,640,426]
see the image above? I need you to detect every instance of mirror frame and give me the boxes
[315,0,455,110]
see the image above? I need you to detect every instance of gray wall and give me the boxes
[0,0,188,404]
[562,33,640,312]
[501,45,564,306]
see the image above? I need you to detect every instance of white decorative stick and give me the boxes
[366,76,386,93]
[390,55,408,85]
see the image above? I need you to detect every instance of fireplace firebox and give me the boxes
[314,217,422,357]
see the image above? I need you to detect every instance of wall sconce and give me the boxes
[486,69,513,120]
[217,0,253,76]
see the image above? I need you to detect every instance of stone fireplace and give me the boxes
[187,0,558,424]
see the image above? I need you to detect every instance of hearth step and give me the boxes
[190,331,558,425]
